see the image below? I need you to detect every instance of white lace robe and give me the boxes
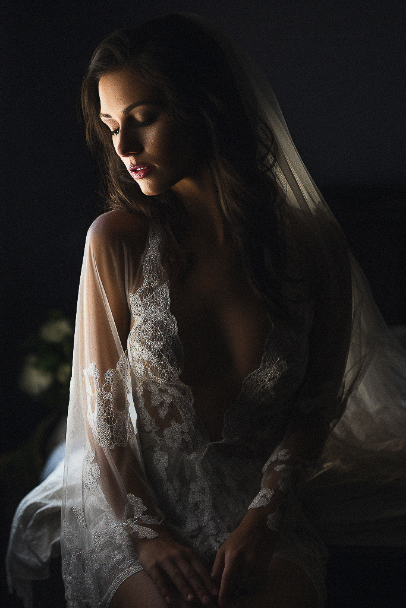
[60,208,352,607]
[8,209,406,608]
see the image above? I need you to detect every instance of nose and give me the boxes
[115,125,143,158]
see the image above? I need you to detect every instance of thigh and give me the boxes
[229,557,319,608]
[110,558,319,608]
[110,569,167,608]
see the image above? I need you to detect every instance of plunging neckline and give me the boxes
[129,224,283,444]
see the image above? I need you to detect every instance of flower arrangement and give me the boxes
[19,309,74,411]
[0,311,74,485]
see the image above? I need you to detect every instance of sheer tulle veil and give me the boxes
[184,13,406,543]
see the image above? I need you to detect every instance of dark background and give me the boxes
[1,0,405,605]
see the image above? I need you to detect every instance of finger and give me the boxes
[218,557,241,607]
[190,557,219,597]
[168,590,201,608]
[211,548,225,586]
[148,565,173,604]
[176,557,217,605]
[163,558,196,604]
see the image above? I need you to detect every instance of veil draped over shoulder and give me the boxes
[198,11,406,541]
[200,12,406,544]
[7,13,406,608]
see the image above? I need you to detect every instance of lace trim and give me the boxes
[266,510,283,532]
[84,355,133,449]
[84,449,101,493]
[62,511,141,607]
[268,447,293,492]
[123,494,162,538]
[248,488,274,508]
[128,226,183,385]
[248,448,292,532]
[128,227,202,457]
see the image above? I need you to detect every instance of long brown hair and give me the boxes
[81,13,298,319]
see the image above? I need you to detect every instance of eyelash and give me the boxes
[110,117,156,136]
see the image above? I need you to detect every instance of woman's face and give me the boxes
[98,67,201,197]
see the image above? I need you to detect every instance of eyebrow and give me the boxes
[99,100,157,118]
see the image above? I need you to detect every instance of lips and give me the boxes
[129,165,153,179]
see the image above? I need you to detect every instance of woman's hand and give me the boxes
[211,510,277,607]
[134,527,219,606]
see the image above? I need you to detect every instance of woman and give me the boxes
[7,12,406,608]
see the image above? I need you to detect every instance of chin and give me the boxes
[137,185,166,197]
[136,178,181,198]
[133,180,159,196]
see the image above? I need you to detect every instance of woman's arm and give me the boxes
[211,414,332,607]
[63,210,217,607]
[81,211,163,535]
[212,220,353,606]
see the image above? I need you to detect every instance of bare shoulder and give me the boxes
[87,209,150,259]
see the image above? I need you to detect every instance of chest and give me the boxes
[168,238,275,441]
[128,227,308,443]
[168,243,273,391]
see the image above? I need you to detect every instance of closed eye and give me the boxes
[107,115,157,137]
[134,115,157,128]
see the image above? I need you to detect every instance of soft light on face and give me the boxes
[98,67,201,197]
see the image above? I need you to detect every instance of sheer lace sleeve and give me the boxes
[249,219,353,533]
[61,211,163,608]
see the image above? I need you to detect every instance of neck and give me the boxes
[171,165,229,244]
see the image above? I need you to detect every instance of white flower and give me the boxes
[40,318,73,343]
[57,363,72,384]
[20,362,53,396]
